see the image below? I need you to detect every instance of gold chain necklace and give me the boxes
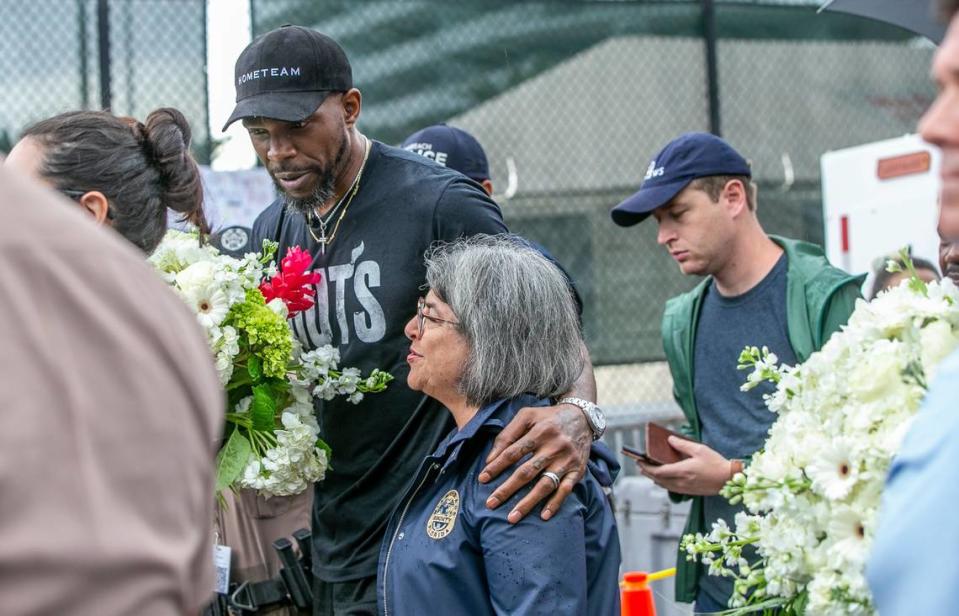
[307,136,371,254]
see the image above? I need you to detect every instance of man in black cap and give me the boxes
[611,132,861,612]
[224,26,601,615]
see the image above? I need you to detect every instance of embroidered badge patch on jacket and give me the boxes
[426,489,460,539]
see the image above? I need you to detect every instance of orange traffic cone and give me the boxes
[620,568,675,616]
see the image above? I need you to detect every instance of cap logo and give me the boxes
[404,143,448,166]
[644,160,665,181]
[237,66,302,86]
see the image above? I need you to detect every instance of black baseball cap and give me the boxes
[610,132,751,227]
[222,25,353,131]
[401,124,490,182]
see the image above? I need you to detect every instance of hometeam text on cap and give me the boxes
[223,25,353,131]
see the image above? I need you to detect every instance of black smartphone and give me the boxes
[621,444,658,466]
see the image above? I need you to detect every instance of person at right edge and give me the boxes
[223,26,603,615]
[610,132,862,613]
[866,2,959,613]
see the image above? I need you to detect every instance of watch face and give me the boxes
[588,406,606,433]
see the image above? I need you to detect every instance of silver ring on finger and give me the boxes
[541,471,561,491]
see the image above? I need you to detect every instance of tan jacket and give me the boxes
[0,171,223,615]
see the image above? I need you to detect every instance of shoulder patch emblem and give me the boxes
[426,489,460,540]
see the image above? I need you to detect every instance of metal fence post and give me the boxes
[703,0,722,137]
[97,0,112,110]
[78,0,89,109]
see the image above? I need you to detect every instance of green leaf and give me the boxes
[791,591,809,615]
[215,430,252,492]
[316,438,333,471]
[316,437,332,458]
[251,384,276,432]
[269,377,290,397]
[247,356,262,382]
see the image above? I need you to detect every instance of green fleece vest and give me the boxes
[660,235,863,603]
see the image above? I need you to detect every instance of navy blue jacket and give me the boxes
[377,395,621,616]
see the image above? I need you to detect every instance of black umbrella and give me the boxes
[819,0,946,45]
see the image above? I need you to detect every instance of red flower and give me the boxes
[259,247,322,316]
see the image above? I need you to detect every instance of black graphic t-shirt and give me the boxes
[251,141,508,581]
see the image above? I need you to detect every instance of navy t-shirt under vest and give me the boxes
[250,141,507,582]
[692,253,796,605]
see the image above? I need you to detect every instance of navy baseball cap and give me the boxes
[223,25,353,131]
[401,124,490,182]
[610,132,751,227]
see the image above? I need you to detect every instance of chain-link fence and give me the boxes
[0,1,937,421]
[251,0,935,419]
[0,0,210,162]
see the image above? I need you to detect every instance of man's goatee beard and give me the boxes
[281,176,336,216]
[274,135,350,217]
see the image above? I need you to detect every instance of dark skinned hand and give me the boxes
[478,403,592,523]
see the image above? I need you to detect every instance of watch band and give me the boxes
[557,396,606,440]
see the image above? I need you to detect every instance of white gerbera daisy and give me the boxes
[184,284,230,329]
[827,505,870,567]
[806,438,860,500]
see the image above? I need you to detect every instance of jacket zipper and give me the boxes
[382,461,439,616]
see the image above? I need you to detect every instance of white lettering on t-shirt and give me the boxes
[289,242,388,349]
[295,273,332,347]
[354,260,385,342]
[327,263,355,346]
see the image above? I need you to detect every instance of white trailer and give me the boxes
[820,134,941,281]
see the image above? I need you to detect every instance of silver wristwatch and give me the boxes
[558,397,607,441]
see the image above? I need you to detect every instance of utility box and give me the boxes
[614,476,692,616]
[821,134,941,279]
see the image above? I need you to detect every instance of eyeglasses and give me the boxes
[416,297,459,337]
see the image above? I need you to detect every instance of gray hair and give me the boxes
[424,234,584,407]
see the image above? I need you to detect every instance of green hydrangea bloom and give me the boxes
[230,289,293,379]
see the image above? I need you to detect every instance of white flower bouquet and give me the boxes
[150,230,392,498]
[681,257,959,615]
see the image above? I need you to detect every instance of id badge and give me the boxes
[214,544,232,595]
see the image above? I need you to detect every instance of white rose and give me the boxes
[176,260,217,295]
[847,339,907,403]
[919,320,959,381]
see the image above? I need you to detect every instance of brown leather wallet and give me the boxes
[644,422,694,465]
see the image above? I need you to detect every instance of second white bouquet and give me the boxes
[681,258,959,615]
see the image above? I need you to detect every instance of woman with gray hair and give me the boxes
[376,235,621,616]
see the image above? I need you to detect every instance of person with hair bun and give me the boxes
[5,107,208,253]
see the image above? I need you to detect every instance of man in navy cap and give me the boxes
[401,124,493,194]
[401,124,587,316]
[611,132,861,611]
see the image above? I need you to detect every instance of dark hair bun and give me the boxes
[143,108,207,231]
